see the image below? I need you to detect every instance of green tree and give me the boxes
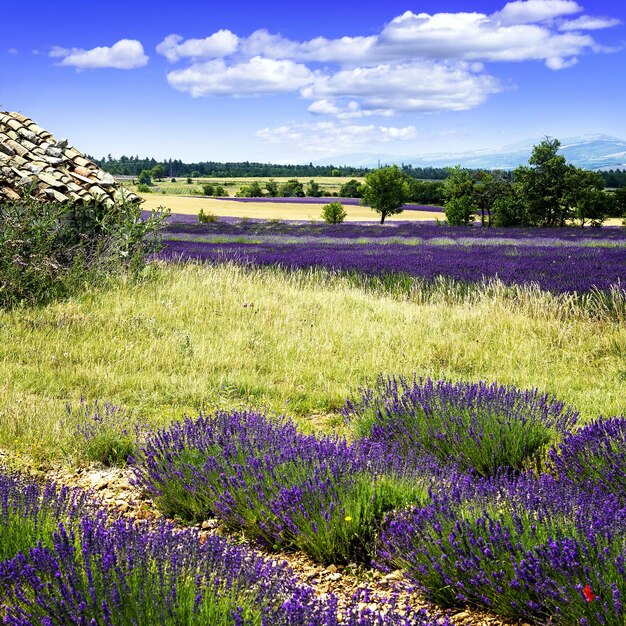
[360,165,411,224]
[265,179,279,197]
[513,137,570,227]
[213,185,226,197]
[564,168,607,227]
[202,183,215,196]
[407,179,444,206]
[279,179,305,197]
[137,170,152,186]
[474,170,512,227]
[321,202,347,224]
[339,179,363,198]
[236,181,264,197]
[442,166,478,226]
[150,164,165,181]
[306,180,323,197]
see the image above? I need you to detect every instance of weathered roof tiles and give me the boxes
[0,111,139,207]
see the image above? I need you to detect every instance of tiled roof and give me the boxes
[0,111,139,207]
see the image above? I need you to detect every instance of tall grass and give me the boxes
[0,262,624,463]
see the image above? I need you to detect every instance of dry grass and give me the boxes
[0,262,624,464]
[139,194,441,222]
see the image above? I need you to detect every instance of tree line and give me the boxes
[359,138,626,226]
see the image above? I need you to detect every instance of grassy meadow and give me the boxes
[1,261,624,466]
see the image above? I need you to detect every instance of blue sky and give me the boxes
[2,0,624,163]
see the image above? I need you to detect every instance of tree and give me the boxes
[306,180,323,197]
[202,183,215,196]
[150,164,165,181]
[564,168,607,227]
[360,165,411,224]
[339,179,363,198]
[265,179,279,197]
[474,170,512,227]
[236,181,264,197]
[321,202,347,224]
[407,179,445,206]
[137,170,152,186]
[442,166,478,226]
[279,179,305,197]
[513,138,570,227]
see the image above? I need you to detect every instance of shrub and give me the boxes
[131,410,429,564]
[377,471,626,625]
[345,376,578,476]
[136,183,152,193]
[198,208,217,223]
[71,400,145,466]
[202,183,215,196]
[0,195,169,308]
[0,470,89,563]
[548,416,626,500]
[213,185,226,197]
[322,202,347,224]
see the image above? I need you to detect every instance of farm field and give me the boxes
[2,216,626,624]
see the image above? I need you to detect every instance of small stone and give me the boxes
[325,564,338,573]
[327,572,342,581]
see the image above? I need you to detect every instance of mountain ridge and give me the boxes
[313,135,626,171]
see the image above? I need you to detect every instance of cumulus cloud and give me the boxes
[166,56,313,97]
[492,0,582,25]
[256,121,418,154]
[7,48,18,55]
[156,30,239,62]
[303,61,501,113]
[158,0,618,118]
[558,15,622,31]
[50,39,148,69]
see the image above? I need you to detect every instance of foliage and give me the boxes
[0,195,168,308]
[442,166,478,225]
[321,201,347,224]
[548,416,626,501]
[265,179,279,196]
[340,179,364,198]
[360,166,411,224]
[378,472,626,625]
[407,179,444,206]
[236,180,264,197]
[306,180,323,197]
[202,183,215,196]
[137,170,152,186]
[198,208,218,223]
[136,182,152,193]
[345,376,578,476]
[132,410,428,564]
[279,179,305,197]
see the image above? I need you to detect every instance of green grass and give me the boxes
[0,261,625,464]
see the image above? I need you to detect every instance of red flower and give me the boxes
[583,584,596,602]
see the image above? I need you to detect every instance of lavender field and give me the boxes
[159,219,626,295]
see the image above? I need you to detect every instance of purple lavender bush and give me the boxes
[1,509,449,625]
[131,410,429,564]
[72,399,145,467]
[377,471,626,625]
[0,469,89,564]
[548,416,626,500]
[344,376,579,476]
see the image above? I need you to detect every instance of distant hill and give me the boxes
[313,135,626,171]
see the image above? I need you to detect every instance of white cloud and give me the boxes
[493,0,582,25]
[307,99,394,119]
[558,15,622,31]
[7,48,18,55]
[156,31,239,62]
[256,121,418,154]
[50,39,148,69]
[166,56,313,97]
[303,61,501,113]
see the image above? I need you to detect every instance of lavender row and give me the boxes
[157,239,626,294]
[131,409,432,565]
[0,468,447,625]
[344,376,579,476]
[160,215,626,242]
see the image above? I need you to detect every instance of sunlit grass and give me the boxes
[0,261,624,464]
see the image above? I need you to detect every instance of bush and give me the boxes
[345,376,578,476]
[0,195,169,308]
[548,416,626,500]
[132,410,429,564]
[136,183,152,193]
[322,202,347,224]
[202,183,215,196]
[378,471,626,625]
[198,208,217,223]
